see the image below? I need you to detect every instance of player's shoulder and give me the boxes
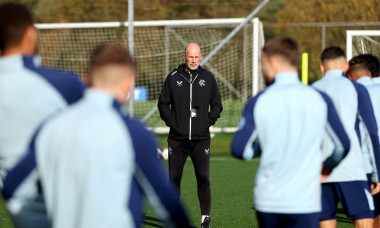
[122,117,157,149]
[168,65,182,78]
[245,89,267,109]
[350,79,369,96]
[311,77,327,88]
[113,107,154,141]
[38,66,82,83]
[311,87,334,105]
[367,83,380,93]
[37,104,74,138]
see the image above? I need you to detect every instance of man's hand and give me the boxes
[371,182,380,195]
[320,164,331,181]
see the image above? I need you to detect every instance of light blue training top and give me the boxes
[231,72,350,213]
[372,77,380,84]
[0,54,84,216]
[2,89,190,228]
[313,70,380,183]
[357,76,380,180]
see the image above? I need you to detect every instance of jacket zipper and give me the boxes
[189,73,192,140]
[179,72,198,140]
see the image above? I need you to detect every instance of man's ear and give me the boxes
[347,73,354,80]
[182,53,186,61]
[320,64,325,74]
[124,74,135,93]
[22,26,38,55]
[269,57,278,72]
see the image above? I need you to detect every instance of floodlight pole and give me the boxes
[128,0,134,118]
[200,0,270,66]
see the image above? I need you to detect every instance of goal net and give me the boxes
[36,18,265,132]
[347,30,380,62]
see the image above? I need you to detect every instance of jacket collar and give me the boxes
[323,69,345,80]
[178,64,204,76]
[274,72,299,84]
[84,88,116,108]
[0,54,24,71]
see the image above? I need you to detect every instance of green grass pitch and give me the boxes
[0,134,355,228]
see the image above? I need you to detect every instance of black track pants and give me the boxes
[168,138,211,215]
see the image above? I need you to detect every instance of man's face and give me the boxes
[261,53,275,86]
[183,45,201,71]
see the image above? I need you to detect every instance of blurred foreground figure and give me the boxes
[0,3,84,228]
[313,47,380,228]
[3,44,190,228]
[231,37,350,228]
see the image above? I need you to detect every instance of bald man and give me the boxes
[158,43,223,228]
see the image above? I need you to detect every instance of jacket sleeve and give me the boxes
[2,126,42,200]
[353,82,380,183]
[317,91,351,171]
[231,94,262,160]
[125,119,191,228]
[208,73,223,125]
[157,75,172,127]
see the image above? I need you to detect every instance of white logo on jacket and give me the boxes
[177,81,183,87]
[199,79,206,87]
[205,148,210,155]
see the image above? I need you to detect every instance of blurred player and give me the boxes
[3,44,191,228]
[347,54,380,227]
[231,37,350,228]
[0,3,84,228]
[158,43,223,228]
[313,47,380,228]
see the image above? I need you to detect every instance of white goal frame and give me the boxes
[35,18,264,134]
[36,18,263,97]
[346,30,380,61]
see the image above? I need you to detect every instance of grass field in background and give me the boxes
[135,100,245,128]
[0,134,355,228]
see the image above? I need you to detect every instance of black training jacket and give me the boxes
[158,64,223,140]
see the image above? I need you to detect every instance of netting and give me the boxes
[351,35,380,60]
[36,19,265,129]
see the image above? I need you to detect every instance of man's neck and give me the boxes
[2,46,34,57]
[275,70,297,75]
[1,47,22,56]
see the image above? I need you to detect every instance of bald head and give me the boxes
[183,43,202,71]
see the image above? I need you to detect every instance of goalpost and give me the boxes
[35,18,265,133]
[347,30,380,61]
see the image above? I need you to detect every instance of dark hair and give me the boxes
[321,46,346,62]
[349,54,379,77]
[0,3,34,51]
[90,43,135,72]
[262,37,300,67]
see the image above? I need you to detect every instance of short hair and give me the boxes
[346,62,369,77]
[321,46,346,62]
[90,43,135,72]
[0,3,34,51]
[349,54,380,77]
[262,37,300,67]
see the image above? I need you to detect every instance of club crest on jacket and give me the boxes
[199,79,206,87]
